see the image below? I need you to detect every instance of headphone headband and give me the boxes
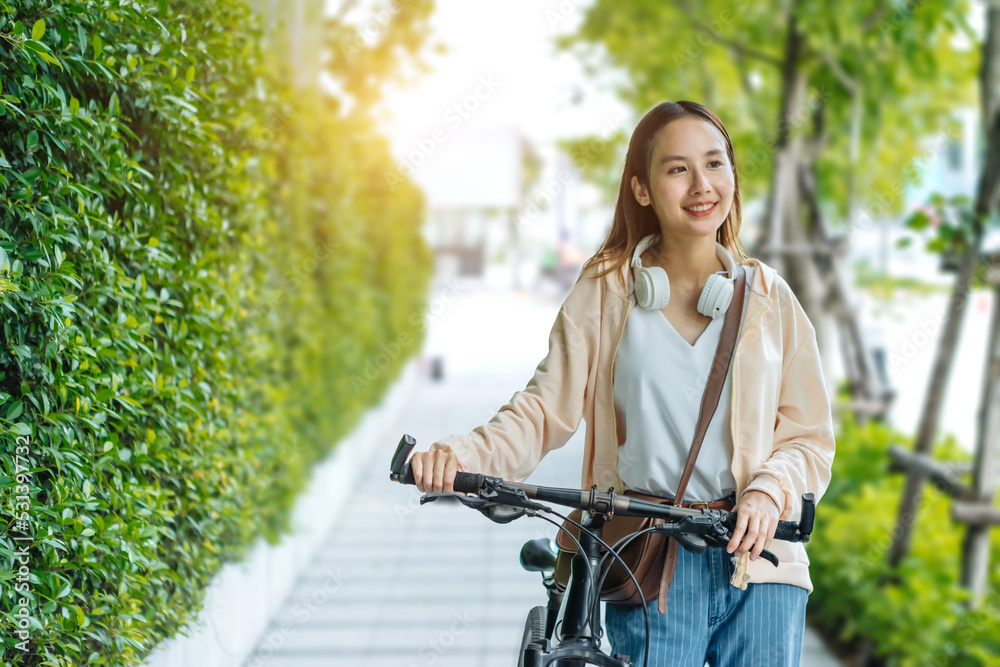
[631,235,736,278]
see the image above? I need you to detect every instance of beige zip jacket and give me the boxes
[430,255,836,592]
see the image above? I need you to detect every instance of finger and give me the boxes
[739,515,761,558]
[764,517,778,550]
[728,511,749,553]
[411,454,424,493]
[750,518,769,560]
[443,454,457,493]
[432,452,447,493]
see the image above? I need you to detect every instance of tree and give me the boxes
[557,0,979,368]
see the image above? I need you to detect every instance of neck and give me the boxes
[649,235,726,291]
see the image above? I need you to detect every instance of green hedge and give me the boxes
[0,1,431,664]
[808,405,1000,666]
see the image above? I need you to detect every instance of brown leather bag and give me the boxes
[552,263,746,613]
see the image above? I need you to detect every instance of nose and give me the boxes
[690,167,712,195]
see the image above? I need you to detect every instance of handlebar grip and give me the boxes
[800,492,815,538]
[773,520,801,542]
[399,464,483,494]
[453,472,483,494]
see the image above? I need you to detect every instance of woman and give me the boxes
[409,101,836,666]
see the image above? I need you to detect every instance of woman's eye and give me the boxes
[669,161,723,173]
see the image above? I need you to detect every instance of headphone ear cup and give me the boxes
[635,266,670,310]
[698,274,735,318]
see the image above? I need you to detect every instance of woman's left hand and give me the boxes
[727,490,780,561]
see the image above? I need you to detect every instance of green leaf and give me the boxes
[906,210,930,231]
[927,237,947,253]
[32,18,45,41]
[77,24,87,55]
[26,130,38,149]
[70,97,79,114]
[23,39,51,53]
[186,65,195,83]
[6,400,23,420]
[23,40,64,69]
[41,51,63,69]
[92,34,103,57]
[83,479,92,497]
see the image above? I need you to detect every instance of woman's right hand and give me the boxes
[409,449,460,493]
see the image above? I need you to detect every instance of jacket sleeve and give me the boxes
[741,289,837,521]
[428,280,598,483]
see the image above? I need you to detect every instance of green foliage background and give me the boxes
[809,408,1000,666]
[0,0,431,664]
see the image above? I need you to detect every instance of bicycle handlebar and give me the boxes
[390,434,816,544]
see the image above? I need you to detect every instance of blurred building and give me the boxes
[411,125,542,286]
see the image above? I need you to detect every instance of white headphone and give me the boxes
[631,234,738,318]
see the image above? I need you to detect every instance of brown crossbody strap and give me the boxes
[672,262,747,506]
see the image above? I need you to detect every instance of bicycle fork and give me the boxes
[560,511,606,641]
[523,512,631,667]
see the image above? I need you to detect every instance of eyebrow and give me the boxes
[659,149,724,165]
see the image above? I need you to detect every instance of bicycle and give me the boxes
[389,434,816,667]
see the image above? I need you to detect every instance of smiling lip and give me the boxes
[683,202,717,217]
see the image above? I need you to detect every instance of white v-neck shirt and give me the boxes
[614,266,753,501]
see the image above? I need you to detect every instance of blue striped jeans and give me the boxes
[604,538,808,666]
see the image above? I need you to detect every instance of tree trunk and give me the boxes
[761,4,837,376]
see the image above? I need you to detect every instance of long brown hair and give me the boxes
[582,101,750,287]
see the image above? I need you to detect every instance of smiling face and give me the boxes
[630,116,735,242]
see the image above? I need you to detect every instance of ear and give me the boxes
[630,175,651,207]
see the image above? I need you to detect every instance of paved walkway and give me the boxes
[246,283,843,666]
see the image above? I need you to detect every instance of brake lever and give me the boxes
[420,492,486,508]
[662,511,781,568]
[419,492,530,524]
[758,549,779,567]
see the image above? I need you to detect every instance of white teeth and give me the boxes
[685,203,715,212]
